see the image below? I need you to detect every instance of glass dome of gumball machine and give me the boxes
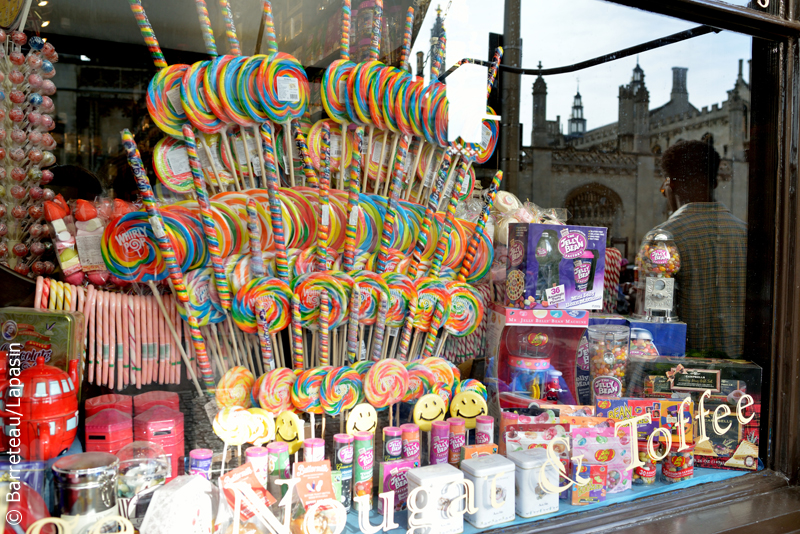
[505,327,555,400]
[633,229,681,322]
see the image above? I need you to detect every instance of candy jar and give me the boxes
[661,444,694,484]
[116,441,169,528]
[587,324,630,400]
[632,442,658,485]
[633,229,681,321]
[629,328,660,359]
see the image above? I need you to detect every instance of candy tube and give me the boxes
[219,0,241,56]
[353,431,373,511]
[122,129,214,390]
[267,441,290,499]
[458,170,503,282]
[429,420,450,465]
[429,159,469,278]
[128,0,168,68]
[399,7,414,72]
[317,123,331,271]
[401,423,420,463]
[408,150,453,278]
[195,0,217,57]
[476,415,493,445]
[499,412,518,456]
[190,449,214,479]
[260,123,290,282]
[343,126,364,271]
[383,426,402,462]
[334,433,354,510]
[448,417,465,466]
[304,437,326,462]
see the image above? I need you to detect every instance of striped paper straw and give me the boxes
[457,170,503,282]
[343,126,363,271]
[121,129,213,390]
[128,0,168,68]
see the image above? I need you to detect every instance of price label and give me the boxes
[348,206,361,226]
[480,124,492,150]
[371,142,382,164]
[277,77,300,103]
[234,138,258,165]
[331,136,342,158]
[423,166,435,188]
[166,86,183,111]
[149,216,166,239]
[545,285,566,305]
[166,147,191,175]
[250,156,263,176]
[338,79,348,101]
[321,204,330,226]
[197,143,222,171]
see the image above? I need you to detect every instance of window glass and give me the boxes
[49,380,62,396]
[34,382,47,398]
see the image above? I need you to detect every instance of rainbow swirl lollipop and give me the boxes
[382,272,416,328]
[203,55,235,123]
[257,52,310,122]
[345,61,381,125]
[232,277,292,334]
[320,366,363,416]
[350,360,374,379]
[321,59,355,124]
[258,367,298,414]
[218,56,258,127]
[403,361,436,403]
[291,366,332,415]
[147,63,189,138]
[456,379,488,402]
[413,277,451,332]
[445,281,484,337]
[216,366,255,408]
[419,357,455,394]
[292,272,350,328]
[175,267,226,326]
[364,359,409,409]
[351,270,390,326]
[181,60,224,134]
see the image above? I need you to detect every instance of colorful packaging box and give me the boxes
[460,443,498,462]
[571,464,607,505]
[571,427,631,494]
[505,223,607,310]
[594,396,694,443]
[378,458,418,514]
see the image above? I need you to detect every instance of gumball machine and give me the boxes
[633,229,681,322]
[0,356,79,460]
[506,328,555,399]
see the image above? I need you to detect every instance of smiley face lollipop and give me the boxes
[346,403,378,435]
[275,409,305,455]
[413,393,448,432]
[449,391,488,429]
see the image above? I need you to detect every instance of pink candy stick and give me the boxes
[152,294,160,384]
[173,297,181,384]
[134,295,142,389]
[115,293,124,389]
[95,291,104,385]
[130,295,139,388]
[142,294,150,385]
[169,296,177,384]
[34,276,43,310]
[158,296,166,384]
[86,286,96,384]
[71,285,78,312]
[146,294,154,385]
[101,291,110,387]
[108,291,117,390]
[122,293,130,387]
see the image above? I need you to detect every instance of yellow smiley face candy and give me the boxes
[449,391,488,429]
[275,410,304,454]
[346,403,378,435]
[413,393,448,432]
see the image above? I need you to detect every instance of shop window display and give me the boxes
[0,0,786,533]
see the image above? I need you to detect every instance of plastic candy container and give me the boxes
[632,442,657,485]
[661,444,695,484]
[636,229,681,277]
[587,325,630,400]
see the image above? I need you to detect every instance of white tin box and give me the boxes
[507,448,559,518]
[406,463,464,534]
[460,454,516,528]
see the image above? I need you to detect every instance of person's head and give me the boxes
[660,139,721,209]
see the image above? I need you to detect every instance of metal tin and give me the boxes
[304,438,325,462]
[52,452,119,533]
[507,448,559,518]
[460,454,515,528]
[406,463,464,534]
[85,394,132,417]
[85,409,132,455]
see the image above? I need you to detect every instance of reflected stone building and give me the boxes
[519,61,750,259]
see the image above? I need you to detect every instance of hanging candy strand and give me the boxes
[128,0,168,68]
[399,7,414,72]
[317,123,331,271]
[346,288,360,363]
[320,293,330,367]
[343,126,363,271]
[195,0,217,56]
[429,158,469,278]
[260,123,290,282]
[458,170,503,282]
[121,129,211,391]
[220,0,241,55]
[246,198,265,278]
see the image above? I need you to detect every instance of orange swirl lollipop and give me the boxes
[215,365,255,408]
[257,367,298,414]
[364,359,409,409]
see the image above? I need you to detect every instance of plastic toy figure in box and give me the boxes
[0,355,79,460]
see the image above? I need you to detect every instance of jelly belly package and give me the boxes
[505,223,607,310]
[572,427,631,494]
[628,321,687,358]
[484,304,587,422]
[378,458,418,514]
[0,307,84,384]
[571,464,607,505]
[594,397,695,443]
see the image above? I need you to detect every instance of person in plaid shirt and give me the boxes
[654,140,747,358]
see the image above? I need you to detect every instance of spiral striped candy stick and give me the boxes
[317,124,331,271]
[262,0,278,55]
[291,295,304,369]
[255,299,275,370]
[320,292,330,366]
[430,26,445,82]
[458,170,503,282]
[246,198,265,278]
[429,158,469,278]
[343,127,364,271]
[346,288,361,363]
[377,135,409,273]
[408,149,453,278]
[370,0,383,61]
[122,130,210,393]
[220,0,241,55]
[399,7,414,72]
[261,123,290,282]
[128,0,167,68]
[396,295,417,360]
[487,47,504,97]
[370,294,389,361]
[293,120,318,186]
[195,0,217,56]
[422,299,446,358]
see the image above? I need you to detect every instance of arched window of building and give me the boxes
[564,183,624,240]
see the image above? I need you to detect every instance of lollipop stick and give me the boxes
[374,133,389,194]
[199,137,223,194]
[322,415,326,440]
[362,126,374,192]
[339,123,348,190]
[242,131,257,189]
[284,120,295,187]
[413,147,436,201]
[382,134,401,197]
[148,281,204,395]
[220,128,243,191]
[434,332,449,359]
[227,316,244,367]
[253,127,268,187]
